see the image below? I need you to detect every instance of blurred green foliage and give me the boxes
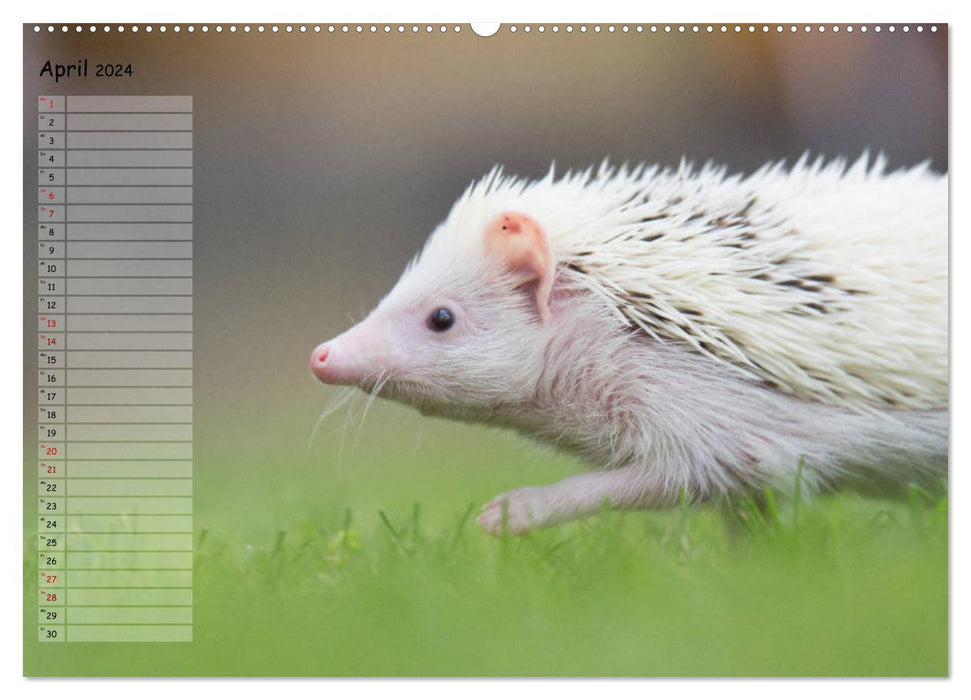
[25,430,947,676]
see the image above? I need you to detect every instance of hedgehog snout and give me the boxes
[309,335,368,386]
[310,336,367,384]
[310,342,331,375]
[310,319,395,387]
[309,341,338,383]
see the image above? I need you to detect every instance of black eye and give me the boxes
[428,307,455,332]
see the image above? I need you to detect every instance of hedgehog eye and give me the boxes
[428,307,456,332]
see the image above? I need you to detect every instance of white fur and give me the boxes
[476,287,946,534]
[328,155,948,535]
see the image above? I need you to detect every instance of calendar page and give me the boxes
[22,22,948,677]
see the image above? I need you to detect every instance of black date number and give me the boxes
[96,64,133,78]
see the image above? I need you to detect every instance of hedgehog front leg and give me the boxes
[476,463,672,536]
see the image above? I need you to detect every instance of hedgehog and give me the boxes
[310,153,948,535]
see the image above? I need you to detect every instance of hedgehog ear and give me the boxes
[484,212,555,322]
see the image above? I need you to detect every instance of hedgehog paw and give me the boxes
[476,489,542,536]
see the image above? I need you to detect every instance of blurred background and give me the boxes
[24,25,948,536]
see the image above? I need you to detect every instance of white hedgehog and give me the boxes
[310,153,948,535]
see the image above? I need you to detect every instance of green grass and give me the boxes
[24,406,949,676]
[187,489,946,676]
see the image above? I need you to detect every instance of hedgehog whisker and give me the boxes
[308,386,359,454]
[353,369,392,450]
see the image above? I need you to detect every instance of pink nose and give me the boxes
[309,342,333,382]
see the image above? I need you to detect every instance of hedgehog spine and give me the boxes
[412,153,947,413]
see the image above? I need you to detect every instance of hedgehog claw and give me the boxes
[477,491,537,536]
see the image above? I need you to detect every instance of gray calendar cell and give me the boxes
[67,169,192,186]
[65,572,192,590]
[39,132,66,149]
[67,132,193,149]
[38,535,64,553]
[66,369,193,386]
[38,96,65,112]
[67,223,193,240]
[66,387,192,403]
[39,496,64,514]
[39,241,64,258]
[39,300,64,317]
[39,205,64,222]
[39,169,65,186]
[67,350,192,369]
[66,627,192,643]
[66,242,192,258]
[38,223,64,240]
[66,95,192,112]
[39,151,65,167]
[67,552,192,570]
[65,315,192,332]
[66,297,192,313]
[37,389,63,405]
[67,461,193,478]
[66,113,193,131]
[64,442,193,459]
[66,608,191,626]
[37,425,62,441]
[71,622,194,643]
[37,545,62,566]
[66,517,192,534]
[66,424,193,442]
[65,188,193,205]
[38,187,65,204]
[38,369,62,385]
[39,261,62,276]
[38,351,63,368]
[65,204,192,223]
[63,492,190,513]
[37,314,64,331]
[65,406,192,423]
[37,442,64,458]
[63,599,188,621]
[38,296,61,311]
[65,260,192,277]
[66,479,192,496]
[38,333,63,350]
[65,535,193,553]
[67,150,192,167]
[66,277,192,295]
[66,332,192,350]
[40,113,66,130]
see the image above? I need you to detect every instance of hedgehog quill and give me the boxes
[310,154,948,535]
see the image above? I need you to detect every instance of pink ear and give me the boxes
[484,212,554,321]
